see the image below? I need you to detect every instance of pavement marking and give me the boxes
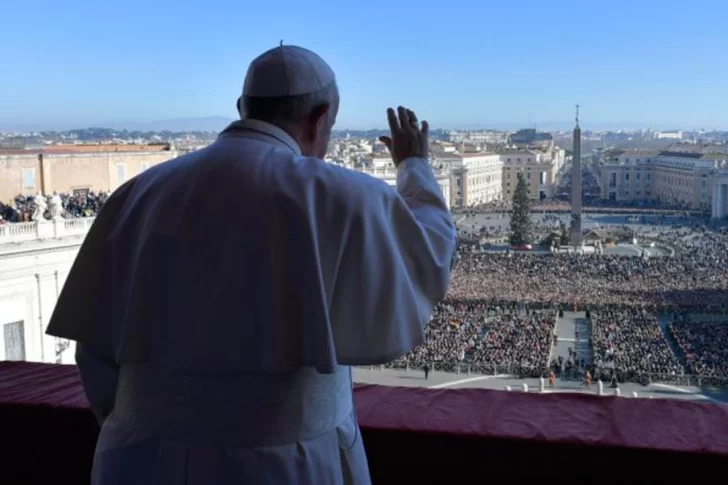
[651,383,723,404]
[652,383,693,394]
[558,338,576,342]
[428,375,510,389]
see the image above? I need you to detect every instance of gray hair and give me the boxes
[240,82,337,124]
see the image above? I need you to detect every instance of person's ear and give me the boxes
[236,97,242,117]
[308,103,330,138]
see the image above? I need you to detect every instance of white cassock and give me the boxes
[46,118,456,485]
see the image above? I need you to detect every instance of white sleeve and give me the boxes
[331,157,456,365]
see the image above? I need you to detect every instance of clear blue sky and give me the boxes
[1,0,726,130]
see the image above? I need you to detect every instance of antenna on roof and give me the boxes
[575,104,580,127]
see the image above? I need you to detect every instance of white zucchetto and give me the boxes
[243,44,336,98]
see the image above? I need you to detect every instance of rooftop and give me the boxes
[0,144,171,156]
[658,151,704,159]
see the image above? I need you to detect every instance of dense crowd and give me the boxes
[449,247,728,308]
[591,309,683,382]
[399,212,728,384]
[0,191,107,223]
[455,200,706,216]
[469,311,554,376]
[668,317,728,379]
[399,301,555,376]
[4,185,728,384]
[403,302,488,365]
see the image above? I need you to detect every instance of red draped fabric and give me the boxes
[1,361,727,484]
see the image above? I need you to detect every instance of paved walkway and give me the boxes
[353,367,728,405]
[552,311,577,362]
[552,311,592,366]
[573,314,593,366]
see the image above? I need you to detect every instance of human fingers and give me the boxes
[378,136,393,153]
[386,108,400,134]
[398,106,414,134]
[407,109,419,130]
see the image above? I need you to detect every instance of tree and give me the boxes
[509,173,534,246]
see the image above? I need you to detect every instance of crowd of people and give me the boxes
[398,301,555,377]
[668,316,728,380]
[449,238,728,308]
[454,199,707,216]
[397,209,728,384]
[0,191,107,223]
[591,309,683,383]
[4,185,728,385]
[468,311,555,377]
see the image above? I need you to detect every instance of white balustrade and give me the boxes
[0,222,38,243]
[0,217,96,245]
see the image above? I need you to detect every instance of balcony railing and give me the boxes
[353,166,451,179]
[3,361,727,484]
[0,217,95,245]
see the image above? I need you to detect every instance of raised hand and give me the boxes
[378,106,429,167]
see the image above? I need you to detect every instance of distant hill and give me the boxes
[0,117,235,134]
[105,117,234,132]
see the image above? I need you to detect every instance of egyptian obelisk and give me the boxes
[570,105,583,247]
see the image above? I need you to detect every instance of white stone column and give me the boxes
[53,219,67,238]
[718,184,726,219]
[35,273,58,363]
[712,184,719,219]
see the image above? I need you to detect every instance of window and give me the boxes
[72,187,90,197]
[3,321,25,361]
[22,168,36,189]
[140,162,150,171]
[609,173,617,188]
[117,164,127,183]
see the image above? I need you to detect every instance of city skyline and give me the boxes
[1,0,726,131]
[0,117,725,135]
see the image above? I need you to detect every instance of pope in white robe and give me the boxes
[46,45,456,485]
